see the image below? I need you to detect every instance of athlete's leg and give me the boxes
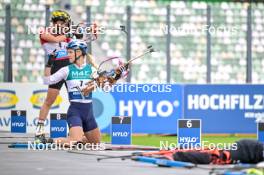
[53,126,84,145]
[81,135,89,143]
[39,88,59,121]
[37,65,65,123]
[84,127,101,144]
[82,102,101,144]
[35,88,59,142]
[53,103,84,145]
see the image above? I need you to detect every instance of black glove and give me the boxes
[65,32,74,38]
[74,33,84,39]
[74,27,84,39]
[45,49,57,67]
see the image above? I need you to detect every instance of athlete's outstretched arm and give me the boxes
[44,67,68,85]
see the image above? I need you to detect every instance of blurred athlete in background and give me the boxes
[35,10,72,143]
[35,10,98,143]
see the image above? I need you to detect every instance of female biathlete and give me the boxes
[36,10,97,143]
[35,10,72,143]
[43,40,100,144]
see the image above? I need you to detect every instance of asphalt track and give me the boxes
[0,132,213,175]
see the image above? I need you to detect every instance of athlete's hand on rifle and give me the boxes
[98,63,128,86]
[82,45,155,95]
[81,66,125,96]
[80,76,113,96]
[81,82,96,96]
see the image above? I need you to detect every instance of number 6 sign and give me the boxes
[177,119,201,149]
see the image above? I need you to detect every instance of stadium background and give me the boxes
[1,0,264,84]
[0,0,263,137]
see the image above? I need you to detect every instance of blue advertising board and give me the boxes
[93,84,183,134]
[93,84,262,134]
[177,119,201,148]
[111,116,132,145]
[11,110,26,133]
[184,85,262,133]
[50,113,67,138]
